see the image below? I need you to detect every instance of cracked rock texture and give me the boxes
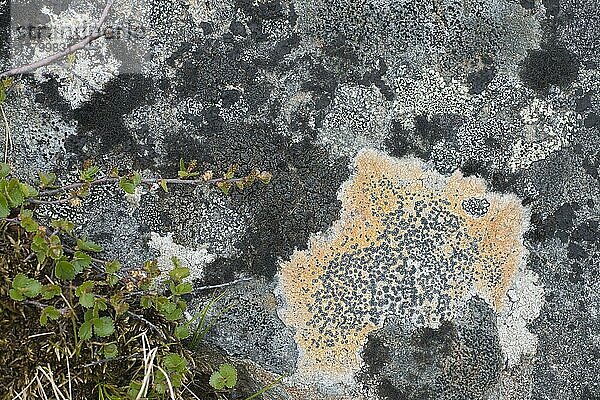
[1,0,599,398]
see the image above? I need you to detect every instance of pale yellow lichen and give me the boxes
[277,149,528,384]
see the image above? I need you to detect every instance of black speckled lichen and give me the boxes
[277,149,528,383]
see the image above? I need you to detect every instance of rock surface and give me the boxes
[1,0,599,398]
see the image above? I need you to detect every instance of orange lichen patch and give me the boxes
[277,149,528,383]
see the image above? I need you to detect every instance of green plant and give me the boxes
[0,159,275,399]
[188,291,235,348]
[208,363,285,400]
[209,363,238,390]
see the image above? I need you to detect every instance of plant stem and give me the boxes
[0,104,12,163]
[192,277,252,292]
[126,310,167,340]
[36,175,248,198]
[0,0,116,78]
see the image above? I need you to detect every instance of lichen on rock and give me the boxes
[276,149,529,386]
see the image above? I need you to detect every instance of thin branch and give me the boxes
[192,277,252,292]
[81,353,141,368]
[0,104,12,163]
[63,246,107,267]
[0,0,116,78]
[126,311,167,340]
[37,175,248,198]
[23,300,69,315]
[39,177,117,196]
[28,197,79,205]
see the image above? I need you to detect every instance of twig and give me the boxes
[126,310,167,340]
[183,384,202,400]
[192,277,252,292]
[136,334,158,400]
[13,370,39,400]
[36,365,68,400]
[81,353,141,368]
[23,300,70,315]
[28,197,77,205]
[0,0,116,78]
[156,365,177,400]
[37,176,247,198]
[63,246,107,267]
[66,356,72,400]
[0,104,12,163]
[39,177,116,196]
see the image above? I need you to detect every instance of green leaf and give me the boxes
[170,372,184,388]
[47,235,63,260]
[55,260,76,280]
[79,320,93,340]
[208,366,237,391]
[80,165,100,182]
[209,371,225,390]
[0,162,10,178]
[50,219,74,235]
[95,297,108,311]
[40,306,61,326]
[159,179,168,193]
[163,353,187,373]
[38,171,57,188]
[20,183,38,198]
[19,209,38,232]
[106,274,119,287]
[12,273,42,298]
[140,295,153,309]
[83,309,94,322]
[216,181,231,195]
[9,288,24,301]
[154,381,167,395]
[168,264,190,282]
[105,260,120,274]
[41,284,61,300]
[119,177,136,195]
[93,316,115,337]
[161,305,183,321]
[31,233,48,263]
[132,171,142,186]
[143,260,160,277]
[110,294,129,315]
[223,164,238,180]
[126,382,142,400]
[219,364,237,388]
[0,193,9,218]
[75,280,95,295]
[72,251,92,272]
[5,178,24,207]
[76,238,103,252]
[258,171,272,184]
[179,158,186,173]
[174,324,190,340]
[173,282,193,295]
[103,343,118,359]
[78,293,95,308]
[112,300,128,315]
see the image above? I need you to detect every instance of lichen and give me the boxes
[148,232,215,284]
[497,268,544,366]
[277,149,529,385]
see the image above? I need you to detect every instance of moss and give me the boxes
[0,220,185,399]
